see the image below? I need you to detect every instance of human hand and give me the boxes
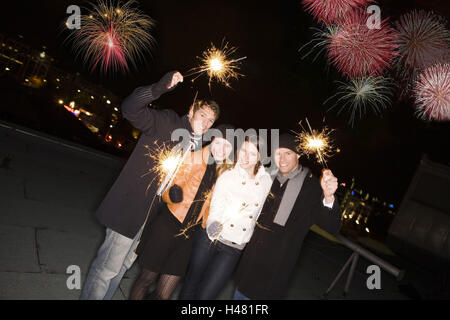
[153,71,183,97]
[320,169,338,204]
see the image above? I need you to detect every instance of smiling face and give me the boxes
[237,141,259,171]
[274,147,300,176]
[210,137,233,162]
[188,106,216,135]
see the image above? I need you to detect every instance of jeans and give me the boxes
[79,226,142,300]
[233,289,250,300]
[179,229,242,300]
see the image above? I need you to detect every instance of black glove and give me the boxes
[169,184,183,203]
[152,71,180,99]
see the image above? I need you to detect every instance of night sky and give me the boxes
[1,0,450,206]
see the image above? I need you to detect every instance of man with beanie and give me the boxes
[80,71,220,300]
[233,133,342,300]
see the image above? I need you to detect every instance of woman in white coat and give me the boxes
[179,135,272,300]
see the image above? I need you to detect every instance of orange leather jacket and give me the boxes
[162,146,211,224]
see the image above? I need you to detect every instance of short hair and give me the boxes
[190,99,220,120]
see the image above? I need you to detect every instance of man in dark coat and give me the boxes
[233,133,342,300]
[80,71,220,300]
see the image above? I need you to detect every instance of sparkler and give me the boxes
[156,153,186,196]
[302,0,371,25]
[413,63,450,121]
[65,0,155,73]
[325,76,394,126]
[144,142,184,196]
[294,118,336,168]
[185,41,246,88]
[327,9,398,78]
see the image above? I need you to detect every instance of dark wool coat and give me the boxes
[235,172,342,299]
[95,84,193,239]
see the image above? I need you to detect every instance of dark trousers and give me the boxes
[179,229,242,300]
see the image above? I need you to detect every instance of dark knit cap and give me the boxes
[277,133,300,154]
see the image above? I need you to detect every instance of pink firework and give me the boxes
[395,10,450,70]
[327,10,398,78]
[302,0,371,25]
[413,63,450,121]
[394,10,450,97]
[67,0,155,74]
[85,22,128,73]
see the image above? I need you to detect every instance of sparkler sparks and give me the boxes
[413,63,450,121]
[294,119,336,168]
[65,0,155,73]
[325,76,394,126]
[144,142,183,192]
[186,41,246,88]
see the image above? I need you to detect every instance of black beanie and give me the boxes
[277,133,300,154]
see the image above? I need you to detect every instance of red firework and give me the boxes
[302,0,371,25]
[395,10,450,70]
[88,23,128,73]
[414,63,450,121]
[327,10,398,78]
[394,10,450,98]
[66,0,155,74]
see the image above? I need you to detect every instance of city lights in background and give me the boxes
[1,33,127,152]
[105,134,112,142]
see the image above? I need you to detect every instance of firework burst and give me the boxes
[327,10,398,78]
[293,119,336,168]
[325,76,394,126]
[185,41,246,88]
[394,10,450,97]
[299,25,340,61]
[395,10,450,71]
[66,0,155,73]
[302,0,372,25]
[413,63,450,121]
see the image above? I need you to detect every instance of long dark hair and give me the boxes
[235,135,263,176]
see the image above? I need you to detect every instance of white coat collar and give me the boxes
[235,163,268,180]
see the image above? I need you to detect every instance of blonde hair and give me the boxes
[216,162,233,178]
